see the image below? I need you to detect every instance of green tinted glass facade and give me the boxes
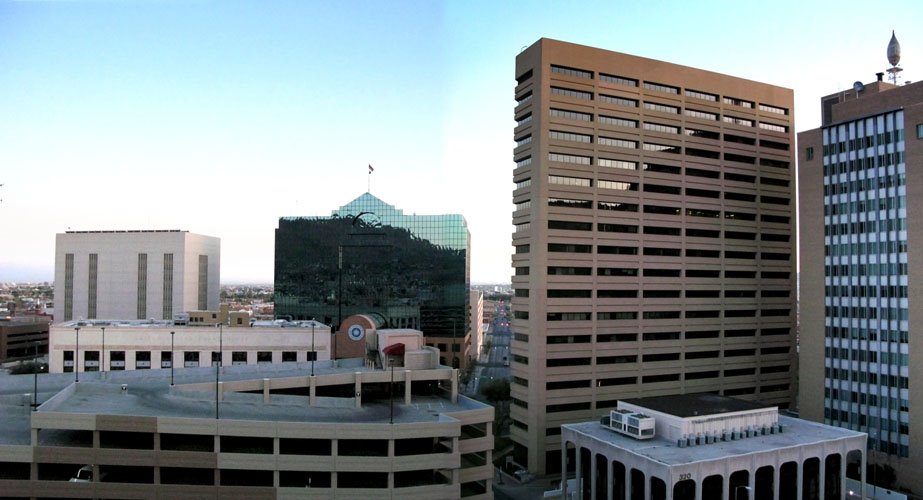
[274,193,470,338]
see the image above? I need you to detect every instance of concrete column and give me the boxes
[749,469,757,500]
[625,467,631,500]
[645,471,651,500]
[796,460,803,500]
[773,465,781,500]
[591,453,597,500]
[818,457,825,500]
[451,368,459,403]
[354,372,362,408]
[404,370,412,404]
[217,381,224,401]
[309,375,317,406]
[576,447,583,499]
[31,428,38,447]
[263,378,271,403]
[840,454,847,500]
[860,450,867,499]
[561,441,569,499]
[607,458,614,500]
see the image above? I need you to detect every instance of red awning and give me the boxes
[382,343,405,355]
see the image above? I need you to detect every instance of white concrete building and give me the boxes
[48,319,330,374]
[54,230,220,322]
[560,394,866,500]
[469,289,485,363]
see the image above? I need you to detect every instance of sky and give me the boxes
[1,0,921,284]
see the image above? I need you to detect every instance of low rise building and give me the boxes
[0,316,49,362]
[560,394,865,500]
[48,319,330,373]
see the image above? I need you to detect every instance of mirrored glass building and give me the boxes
[274,193,470,348]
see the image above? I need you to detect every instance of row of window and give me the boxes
[508,328,791,345]
[544,382,789,413]
[825,305,909,321]
[516,264,790,280]
[825,263,908,277]
[826,368,908,389]
[546,286,789,299]
[824,213,907,237]
[825,347,908,366]
[544,105,790,134]
[545,64,789,114]
[825,285,907,298]
[546,147,790,170]
[60,350,317,371]
[547,366,789,391]
[546,348,789,368]
[543,125,790,151]
[825,326,908,343]
[544,309,789,321]
[547,175,791,205]
[822,153,905,177]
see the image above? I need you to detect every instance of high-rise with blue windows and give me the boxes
[799,59,923,493]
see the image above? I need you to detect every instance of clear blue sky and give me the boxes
[1,0,920,283]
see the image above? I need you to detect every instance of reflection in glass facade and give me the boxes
[822,110,909,457]
[274,193,470,339]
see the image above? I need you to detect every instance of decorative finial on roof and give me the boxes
[888,30,901,67]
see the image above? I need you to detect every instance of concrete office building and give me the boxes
[559,394,866,500]
[798,33,923,494]
[0,330,494,499]
[511,39,796,473]
[54,230,220,322]
[47,319,330,374]
[0,316,49,362]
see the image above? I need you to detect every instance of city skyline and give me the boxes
[2,0,921,284]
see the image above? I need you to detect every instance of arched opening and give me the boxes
[755,465,774,500]
[779,461,798,499]
[612,459,626,500]
[580,447,592,499]
[845,449,863,481]
[729,470,749,500]
[824,453,842,500]
[650,476,667,500]
[703,474,723,500]
[803,457,821,500]
[630,468,645,500]
[673,478,696,500]
[595,453,608,500]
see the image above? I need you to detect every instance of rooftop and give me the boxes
[564,416,865,466]
[621,393,772,418]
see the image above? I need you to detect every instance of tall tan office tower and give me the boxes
[799,32,923,494]
[511,39,796,474]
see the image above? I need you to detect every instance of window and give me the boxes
[685,89,717,101]
[643,142,681,153]
[600,73,637,86]
[598,137,638,149]
[548,198,591,209]
[643,81,679,94]
[685,128,720,140]
[161,351,172,368]
[135,351,151,370]
[643,162,681,174]
[599,115,638,128]
[232,351,247,365]
[514,200,531,211]
[551,86,593,100]
[598,201,638,212]
[282,351,297,362]
[548,220,592,231]
[759,122,788,133]
[759,103,788,115]
[549,152,592,165]
[917,124,923,139]
[550,108,592,122]
[551,64,592,79]
[257,351,272,364]
[599,94,637,107]
[515,113,532,127]
[723,96,754,108]
[723,115,754,127]
[598,180,638,191]
[549,130,592,143]
[685,109,718,121]
[515,156,531,168]
[549,175,591,187]
[514,177,531,190]
[643,122,680,134]
[598,158,637,170]
[548,243,591,253]
[643,102,679,114]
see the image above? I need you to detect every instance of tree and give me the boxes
[480,378,510,404]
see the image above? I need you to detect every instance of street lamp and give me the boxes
[74,326,80,383]
[170,331,175,386]
[215,323,222,420]
[310,319,315,377]
[101,326,105,374]
[451,318,458,369]
[32,340,40,411]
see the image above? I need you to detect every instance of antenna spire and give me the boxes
[886,30,903,84]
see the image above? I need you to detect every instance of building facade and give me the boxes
[559,394,866,500]
[48,319,330,374]
[511,38,796,473]
[0,316,49,362]
[53,230,220,322]
[799,75,923,493]
[274,192,471,366]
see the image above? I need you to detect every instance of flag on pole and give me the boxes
[368,164,374,174]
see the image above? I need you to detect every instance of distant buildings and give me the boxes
[0,329,494,499]
[274,192,471,367]
[53,230,220,322]
[798,33,923,493]
[511,38,796,474]
[560,394,866,500]
[0,316,49,362]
